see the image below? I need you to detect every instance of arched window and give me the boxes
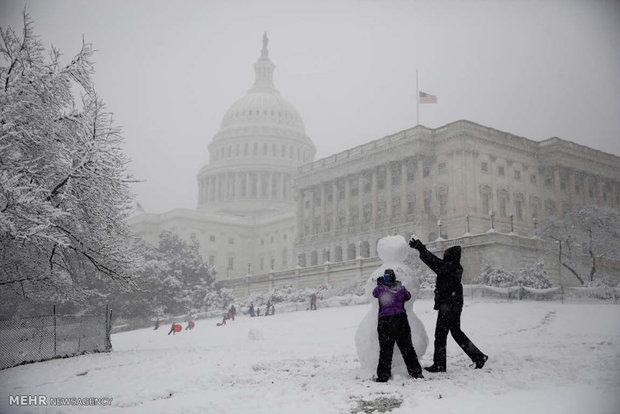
[347,243,356,260]
[334,246,343,262]
[360,241,370,258]
[298,253,306,267]
[282,248,288,267]
[310,250,318,266]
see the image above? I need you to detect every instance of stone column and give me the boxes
[321,182,326,233]
[281,173,286,200]
[267,172,273,200]
[416,159,424,214]
[371,168,377,227]
[584,175,591,205]
[386,163,393,221]
[225,173,230,201]
[568,170,576,212]
[235,172,241,200]
[333,179,339,232]
[297,189,304,238]
[597,176,604,206]
[310,188,316,234]
[553,167,562,216]
[345,177,351,227]
[400,160,407,220]
[358,173,364,225]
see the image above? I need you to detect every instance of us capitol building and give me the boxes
[129,35,620,296]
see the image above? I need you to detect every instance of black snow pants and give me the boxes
[433,303,484,368]
[377,313,423,380]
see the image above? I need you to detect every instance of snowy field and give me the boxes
[1,300,619,414]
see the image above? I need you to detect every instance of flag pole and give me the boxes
[416,69,419,125]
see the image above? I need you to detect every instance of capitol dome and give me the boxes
[197,34,316,217]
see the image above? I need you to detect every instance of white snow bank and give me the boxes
[0,301,618,414]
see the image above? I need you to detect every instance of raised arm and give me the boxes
[410,239,443,273]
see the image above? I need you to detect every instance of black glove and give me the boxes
[377,276,385,286]
[409,236,422,249]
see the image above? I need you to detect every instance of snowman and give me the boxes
[354,235,429,375]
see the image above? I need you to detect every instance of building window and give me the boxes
[305,199,310,208]
[270,236,274,243]
[439,192,448,216]
[351,208,359,225]
[327,193,333,204]
[283,234,287,240]
[516,199,523,220]
[481,192,490,215]
[438,162,447,174]
[498,166,505,176]
[227,256,234,270]
[261,239,264,245]
[530,174,537,184]
[229,237,234,244]
[351,182,359,197]
[545,177,552,188]
[481,162,488,173]
[209,255,215,266]
[514,170,521,180]
[424,191,431,214]
[407,200,415,215]
[423,165,430,178]
[209,235,216,242]
[499,197,507,217]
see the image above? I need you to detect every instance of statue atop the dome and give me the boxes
[261,32,269,59]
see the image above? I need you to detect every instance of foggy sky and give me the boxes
[1,0,619,214]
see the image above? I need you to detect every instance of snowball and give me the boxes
[355,235,429,375]
[248,329,264,341]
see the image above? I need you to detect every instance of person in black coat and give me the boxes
[409,236,488,372]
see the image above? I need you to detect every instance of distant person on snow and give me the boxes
[409,236,488,372]
[310,293,317,311]
[168,322,178,335]
[372,268,424,382]
[266,300,271,315]
[227,307,235,321]
[248,303,255,317]
[154,318,161,330]
[257,307,261,317]
[185,319,195,330]
[230,304,237,319]
[270,304,275,315]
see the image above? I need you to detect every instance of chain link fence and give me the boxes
[0,305,113,370]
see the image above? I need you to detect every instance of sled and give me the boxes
[216,320,226,327]
[174,324,182,332]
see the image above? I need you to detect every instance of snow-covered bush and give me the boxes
[475,265,517,287]
[517,262,552,289]
[419,272,436,290]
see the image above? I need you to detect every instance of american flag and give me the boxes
[136,202,146,213]
[419,91,438,104]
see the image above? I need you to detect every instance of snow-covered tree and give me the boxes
[0,13,139,301]
[517,262,552,289]
[474,265,517,287]
[542,205,620,285]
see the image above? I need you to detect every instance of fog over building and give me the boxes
[129,36,620,294]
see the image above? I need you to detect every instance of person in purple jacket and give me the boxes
[372,269,424,382]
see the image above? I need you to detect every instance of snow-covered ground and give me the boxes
[1,300,619,414]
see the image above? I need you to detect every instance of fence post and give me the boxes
[53,305,57,357]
